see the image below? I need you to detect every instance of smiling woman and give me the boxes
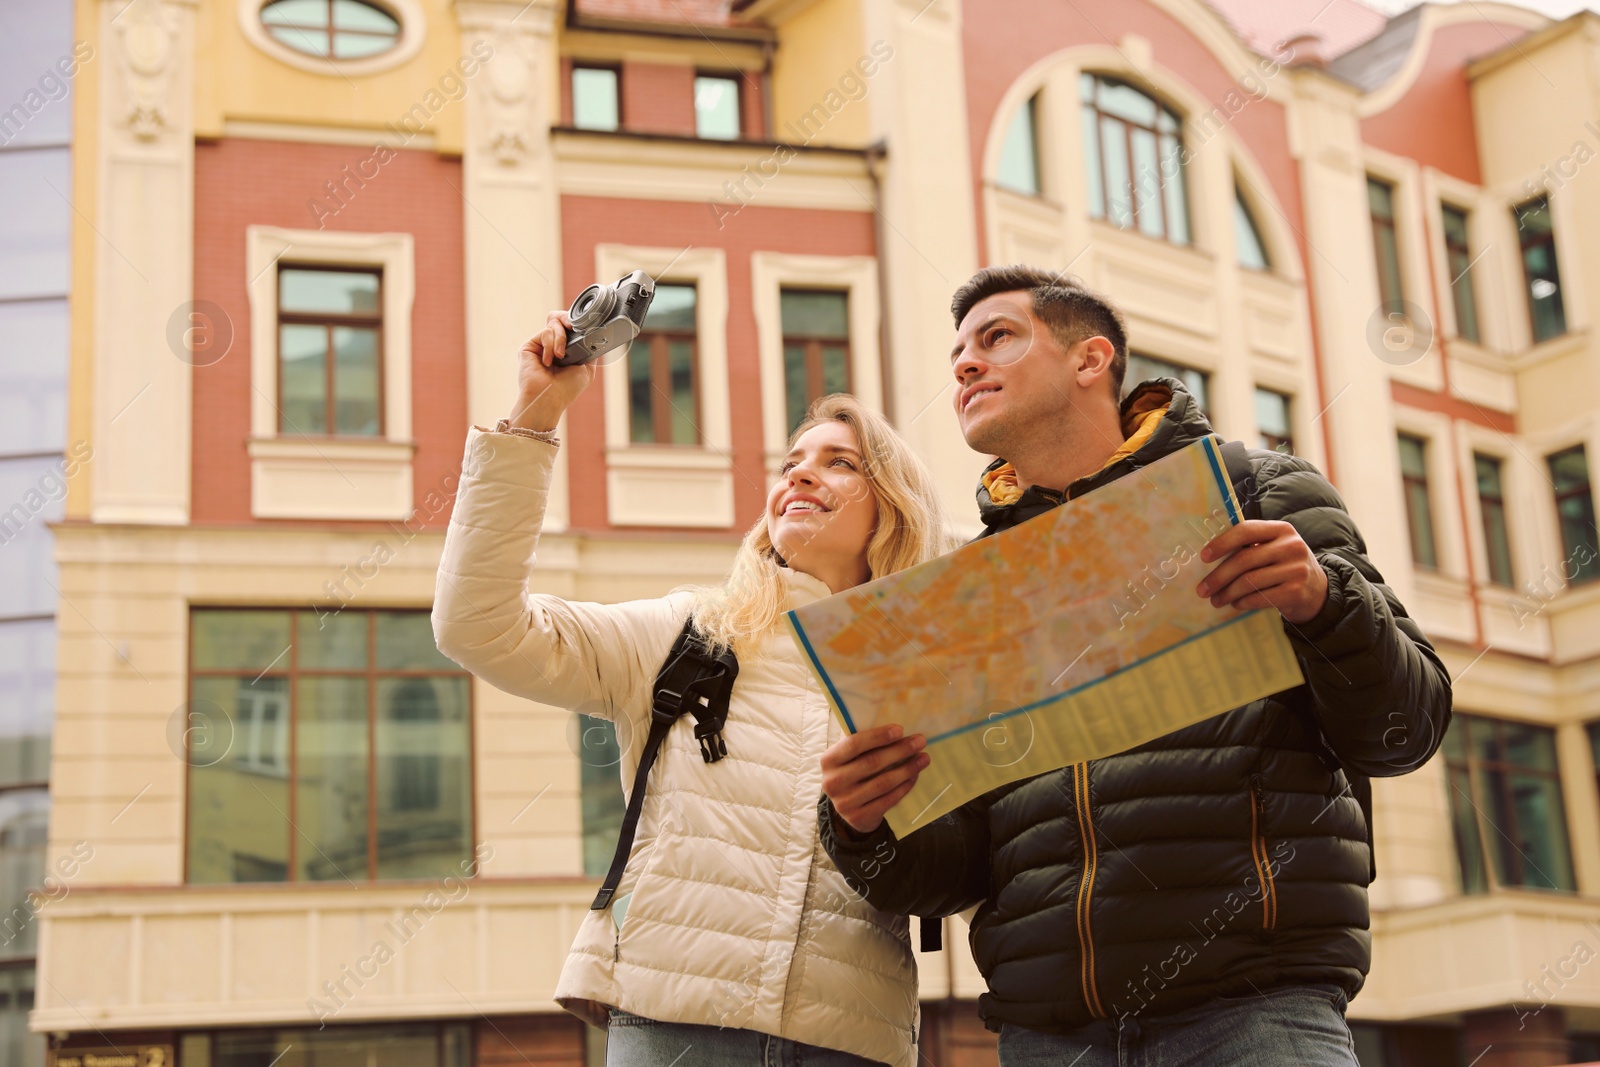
[431,310,952,1065]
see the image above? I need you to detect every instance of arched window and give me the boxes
[261,0,401,60]
[1234,185,1270,270]
[1079,73,1189,244]
[996,93,1041,196]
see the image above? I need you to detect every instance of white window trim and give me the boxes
[245,225,416,520]
[750,252,881,475]
[596,243,734,528]
[1363,150,1442,392]
[239,0,425,78]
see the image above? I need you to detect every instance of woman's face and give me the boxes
[767,420,879,590]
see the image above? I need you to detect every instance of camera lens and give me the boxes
[570,284,617,330]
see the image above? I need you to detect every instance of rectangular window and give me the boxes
[1444,714,1575,893]
[1368,177,1404,316]
[572,65,620,131]
[627,283,700,445]
[1398,434,1436,569]
[189,1022,472,1067]
[1548,445,1598,584]
[780,289,851,435]
[1516,196,1567,343]
[277,265,382,437]
[693,74,741,140]
[1123,352,1208,416]
[1441,204,1480,343]
[186,609,473,884]
[1474,454,1514,587]
[1254,388,1292,454]
[997,94,1041,196]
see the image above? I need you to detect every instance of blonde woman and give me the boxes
[432,311,950,1066]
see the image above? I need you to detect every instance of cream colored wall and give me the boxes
[767,0,871,148]
[195,0,473,155]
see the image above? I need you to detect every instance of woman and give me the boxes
[432,311,950,1066]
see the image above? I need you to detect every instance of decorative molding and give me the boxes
[248,437,416,520]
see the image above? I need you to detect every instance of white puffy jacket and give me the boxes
[432,428,919,1066]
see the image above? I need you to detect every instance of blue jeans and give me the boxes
[997,985,1358,1067]
[605,1009,887,1067]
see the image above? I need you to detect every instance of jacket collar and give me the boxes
[779,565,837,607]
[975,378,1218,534]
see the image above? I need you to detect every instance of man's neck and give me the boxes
[1008,403,1126,493]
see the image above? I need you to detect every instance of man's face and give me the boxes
[950,291,1079,457]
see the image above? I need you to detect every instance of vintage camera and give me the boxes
[555,270,658,366]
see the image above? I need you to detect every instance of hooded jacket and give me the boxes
[434,428,919,1065]
[819,379,1452,1034]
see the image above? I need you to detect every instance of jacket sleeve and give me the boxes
[432,427,686,726]
[817,793,991,917]
[1252,452,1452,777]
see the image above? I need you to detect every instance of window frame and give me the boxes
[1080,72,1191,245]
[1234,184,1271,272]
[1123,352,1209,417]
[627,282,703,447]
[1445,713,1576,894]
[1441,203,1481,344]
[1515,194,1568,344]
[1368,176,1405,316]
[692,71,743,141]
[184,607,475,886]
[778,288,853,436]
[1397,432,1437,570]
[275,263,386,438]
[240,0,423,77]
[995,93,1042,197]
[259,0,402,61]
[1473,452,1514,588]
[1547,444,1598,585]
[571,62,623,132]
[1253,387,1293,454]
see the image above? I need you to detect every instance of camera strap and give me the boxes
[591,616,739,911]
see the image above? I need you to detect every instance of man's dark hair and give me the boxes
[950,265,1129,397]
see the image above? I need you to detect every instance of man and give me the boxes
[817,266,1451,1065]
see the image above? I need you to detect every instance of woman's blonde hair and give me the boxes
[689,394,952,657]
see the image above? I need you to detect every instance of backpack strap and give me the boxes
[1214,437,1377,884]
[591,617,739,911]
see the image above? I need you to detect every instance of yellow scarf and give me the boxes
[981,397,1171,507]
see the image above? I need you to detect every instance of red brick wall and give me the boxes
[559,195,876,532]
[622,61,697,135]
[191,137,467,529]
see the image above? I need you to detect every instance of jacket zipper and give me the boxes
[1071,762,1107,1018]
[1249,778,1278,931]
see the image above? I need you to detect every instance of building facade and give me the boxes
[22,0,1600,1065]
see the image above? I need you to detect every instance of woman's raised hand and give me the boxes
[507,310,597,432]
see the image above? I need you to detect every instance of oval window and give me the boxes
[261,0,401,60]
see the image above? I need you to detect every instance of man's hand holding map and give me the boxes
[787,436,1306,836]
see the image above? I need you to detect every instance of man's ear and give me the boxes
[1074,336,1117,391]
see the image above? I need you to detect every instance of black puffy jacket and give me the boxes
[820,379,1452,1034]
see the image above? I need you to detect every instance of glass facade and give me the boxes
[693,74,741,140]
[186,610,473,884]
[1080,73,1189,244]
[572,66,620,131]
[1516,196,1567,343]
[1445,715,1575,893]
[996,94,1040,196]
[0,2,72,1060]
[628,283,699,445]
[780,289,851,435]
